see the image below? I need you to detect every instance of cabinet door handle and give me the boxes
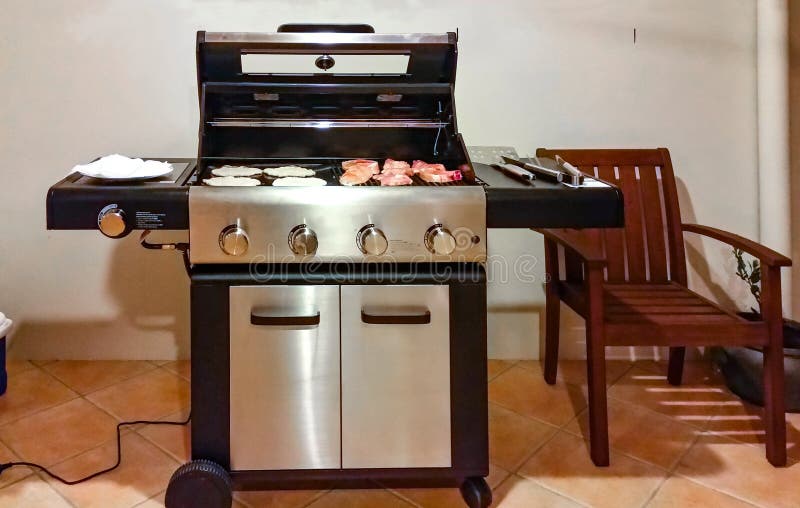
[361,308,431,325]
[250,310,320,326]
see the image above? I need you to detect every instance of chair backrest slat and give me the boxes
[638,165,669,282]
[536,148,685,285]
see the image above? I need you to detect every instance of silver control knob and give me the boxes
[424,224,456,255]
[357,224,388,255]
[98,207,127,238]
[289,224,318,255]
[219,224,249,256]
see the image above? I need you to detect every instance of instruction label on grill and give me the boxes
[135,211,166,229]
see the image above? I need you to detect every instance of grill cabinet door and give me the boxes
[229,285,340,470]
[340,285,451,469]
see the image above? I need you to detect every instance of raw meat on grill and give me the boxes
[342,159,379,174]
[339,159,380,186]
[381,159,412,176]
[411,160,447,174]
[373,173,413,186]
[418,170,463,183]
[411,160,463,183]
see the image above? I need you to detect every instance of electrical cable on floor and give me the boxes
[0,412,191,485]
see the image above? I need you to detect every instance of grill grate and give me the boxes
[352,174,466,187]
[198,160,473,187]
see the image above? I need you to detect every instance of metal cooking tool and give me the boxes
[501,155,584,186]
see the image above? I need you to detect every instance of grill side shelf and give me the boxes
[475,163,624,229]
[46,158,196,233]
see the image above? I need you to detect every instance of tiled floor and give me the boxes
[0,358,798,507]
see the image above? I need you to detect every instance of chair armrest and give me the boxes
[534,228,607,268]
[682,223,792,267]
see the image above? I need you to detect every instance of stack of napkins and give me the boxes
[0,312,12,338]
[73,154,173,179]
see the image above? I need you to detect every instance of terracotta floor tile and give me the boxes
[0,475,72,508]
[0,368,77,425]
[517,359,633,387]
[132,490,167,508]
[488,403,558,471]
[4,360,34,378]
[634,360,724,385]
[307,489,413,507]
[392,463,509,507]
[493,475,582,508]
[47,432,179,508]
[30,360,56,367]
[235,489,326,508]
[0,439,31,489]
[87,368,189,421]
[646,475,755,508]
[487,360,516,381]
[161,360,190,381]
[704,398,800,459]
[608,366,729,427]
[137,411,192,463]
[43,360,156,395]
[0,398,118,467]
[489,366,586,427]
[564,398,699,469]
[675,433,800,508]
[518,432,667,508]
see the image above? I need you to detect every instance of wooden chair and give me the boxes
[536,148,791,467]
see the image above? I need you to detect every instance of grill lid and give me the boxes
[197,25,465,163]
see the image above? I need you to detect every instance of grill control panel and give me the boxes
[189,186,486,264]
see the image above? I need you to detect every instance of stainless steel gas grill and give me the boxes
[46,24,623,508]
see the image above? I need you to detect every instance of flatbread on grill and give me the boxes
[263,166,316,178]
[211,165,262,177]
[272,176,327,187]
[203,176,261,186]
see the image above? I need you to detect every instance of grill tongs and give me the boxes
[498,155,584,186]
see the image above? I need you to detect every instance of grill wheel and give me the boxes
[165,459,232,508]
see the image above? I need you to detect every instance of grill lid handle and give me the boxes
[277,23,375,34]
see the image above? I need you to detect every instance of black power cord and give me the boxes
[0,412,191,485]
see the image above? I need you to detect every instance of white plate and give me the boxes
[74,155,174,181]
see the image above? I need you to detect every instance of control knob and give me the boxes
[289,224,318,255]
[357,224,388,255]
[98,206,127,238]
[424,224,456,255]
[219,223,249,256]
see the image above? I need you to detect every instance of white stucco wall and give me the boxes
[0,0,760,360]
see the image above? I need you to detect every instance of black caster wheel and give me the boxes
[165,459,232,508]
[460,476,492,508]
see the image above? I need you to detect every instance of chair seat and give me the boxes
[559,281,767,347]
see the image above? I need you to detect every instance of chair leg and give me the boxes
[544,287,560,385]
[543,238,560,385]
[760,265,786,466]
[585,267,609,466]
[763,341,786,466]
[667,347,685,386]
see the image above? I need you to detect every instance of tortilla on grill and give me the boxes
[272,176,327,187]
[263,166,316,178]
[211,165,262,177]
[203,176,261,186]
